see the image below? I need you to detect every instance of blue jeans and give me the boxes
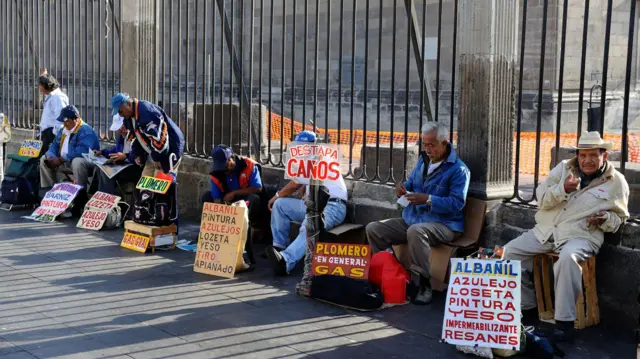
[271,197,347,273]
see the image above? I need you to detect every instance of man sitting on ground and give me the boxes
[365,121,470,305]
[502,131,629,342]
[266,130,348,276]
[92,114,143,195]
[203,144,263,263]
[40,105,100,193]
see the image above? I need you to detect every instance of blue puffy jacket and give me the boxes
[47,120,100,162]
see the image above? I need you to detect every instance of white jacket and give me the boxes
[532,159,630,248]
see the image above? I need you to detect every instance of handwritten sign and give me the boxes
[76,192,120,231]
[284,141,341,181]
[120,231,150,253]
[442,258,522,350]
[193,202,247,278]
[18,139,43,158]
[23,183,82,222]
[311,243,371,279]
[136,176,172,194]
[0,118,11,143]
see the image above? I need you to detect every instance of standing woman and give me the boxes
[38,71,69,155]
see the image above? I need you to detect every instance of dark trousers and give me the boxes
[39,128,56,156]
[201,192,260,264]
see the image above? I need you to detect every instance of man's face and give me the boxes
[117,125,127,136]
[578,148,607,176]
[63,118,77,131]
[118,103,134,118]
[224,157,236,173]
[422,130,448,162]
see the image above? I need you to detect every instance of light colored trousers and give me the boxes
[140,156,182,177]
[40,156,95,189]
[271,197,347,273]
[366,218,457,278]
[502,230,599,322]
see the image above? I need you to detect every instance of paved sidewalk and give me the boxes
[0,209,634,358]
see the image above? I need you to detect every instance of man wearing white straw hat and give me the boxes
[91,114,143,195]
[502,131,629,342]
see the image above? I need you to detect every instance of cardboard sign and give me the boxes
[442,258,522,351]
[284,142,341,181]
[76,192,120,231]
[120,231,150,253]
[0,118,11,143]
[23,183,82,222]
[77,209,108,230]
[18,139,43,158]
[136,176,172,194]
[311,243,372,279]
[193,202,247,278]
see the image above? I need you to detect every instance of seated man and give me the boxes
[92,114,143,195]
[202,144,263,263]
[365,121,470,305]
[39,105,100,193]
[502,131,629,342]
[266,131,348,276]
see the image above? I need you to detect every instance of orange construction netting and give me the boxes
[267,112,640,177]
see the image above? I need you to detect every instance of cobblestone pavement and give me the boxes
[0,210,634,359]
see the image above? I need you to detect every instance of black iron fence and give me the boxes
[0,0,639,206]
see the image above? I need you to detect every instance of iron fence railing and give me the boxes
[0,0,638,206]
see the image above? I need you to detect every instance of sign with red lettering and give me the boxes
[23,183,82,222]
[284,142,341,182]
[193,202,248,278]
[76,192,120,231]
[311,243,371,279]
[120,231,150,253]
[441,258,522,350]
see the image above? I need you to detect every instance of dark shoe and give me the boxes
[521,307,540,326]
[261,245,284,259]
[552,320,575,343]
[412,275,432,305]
[266,246,287,276]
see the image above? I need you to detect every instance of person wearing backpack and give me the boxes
[39,105,100,193]
[203,144,263,264]
[110,93,184,178]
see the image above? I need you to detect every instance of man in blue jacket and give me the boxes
[92,114,144,195]
[39,105,100,191]
[366,121,470,305]
[110,93,184,177]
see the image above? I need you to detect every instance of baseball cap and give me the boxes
[110,114,124,131]
[55,105,80,122]
[211,144,233,172]
[111,93,130,116]
[294,130,317,143]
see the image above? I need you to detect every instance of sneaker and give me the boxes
[412,275,432,305]
[552,320,575,343]
[261,245,284,259]
[266,246,288,276]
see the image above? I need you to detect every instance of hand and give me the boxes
[135,157,143,166]
[152,160,162,170]
[268,195,278,212]
[564,174,580,193]
[109,152,127,162]
[223,192,235,203]
[47,157,63,168]
[587,211,607,226]
[396,183,407,197]
[405,192,430,205]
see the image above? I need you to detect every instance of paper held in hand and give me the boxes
[82,152,132,180]
[193,200,250,278]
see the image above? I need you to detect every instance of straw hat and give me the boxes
[575,131,612,150]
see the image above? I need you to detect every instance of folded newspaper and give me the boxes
[83,152,132,179]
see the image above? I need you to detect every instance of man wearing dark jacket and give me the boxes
[92,114,144,195]
[110,93,184,177]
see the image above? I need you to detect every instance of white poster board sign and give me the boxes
[284,141,342,183]
[76,192,121,230]
[441,258,522,351]
[23,183,82,222]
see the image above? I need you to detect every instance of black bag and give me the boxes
[132,183,177,226]
[310,275,384,310]
[69,188,89,218]
[0,176,39,205]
